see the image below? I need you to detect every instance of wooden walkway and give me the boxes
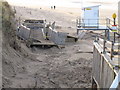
[31,40,56,46]
[30,29,56,46]
[92,37,120,88]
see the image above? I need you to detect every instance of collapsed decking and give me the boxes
[16,19,55,47]
[16,19,74,47]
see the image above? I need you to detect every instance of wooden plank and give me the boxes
[113,55,120,58]
[114,43,120,46]
[94,42,103,54]
[93,41,120,88]
[93,44,115,88]
[98,38,112,45]
[106,47,119,53]
[97,38,119,60]
[113,44,119,50]
[67,35,78,39]
[97,38,104,47]
[32,42,56,46]
[111,58,120,66]
[93,76,100,88]
[98,38,112,51]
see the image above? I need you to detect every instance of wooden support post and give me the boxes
[111,41,114,60]
[103,40,106,53]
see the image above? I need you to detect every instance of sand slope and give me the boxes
[3,5,106,88]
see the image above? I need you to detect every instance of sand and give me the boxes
[2,5,113,88]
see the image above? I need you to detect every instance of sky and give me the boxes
[6,0,120,10]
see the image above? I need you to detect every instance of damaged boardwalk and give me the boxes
[17,19,78,48]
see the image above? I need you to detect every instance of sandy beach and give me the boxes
[14,5,117,34]
[2,3,117,88]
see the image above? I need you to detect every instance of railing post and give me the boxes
[95,36,99,42]
[97,19,99,29]
[88,19,89,27]
[106,18,110,29]
[103,39,106,53]
[106,18,108,28]
[114,32,116,43]
[77,29,79,35]
[107,29,110,41]
[105,29,107,39]
[111,41,114,60]
[76,19,78,27]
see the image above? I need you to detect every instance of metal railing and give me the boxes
[95,37,120,60]
[76,18,120,43]
[77,18,118,28]
[77,18,108,27]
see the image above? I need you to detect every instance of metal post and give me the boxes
[107,29,110,41]
[104,28,107,53]
[112,13,117,43]
[106,18,108,26]
[114,32,116,43]
[88,19,89,26]
[111,41,114,60]
[113,17,116,43]
[107,18,110,28]
[19,17,21,26]
[114,18,116,25]
[103,40,106,53]
[76,19,79,35]
[77,29,79,35]
[106,18,110,41]
[106,18,109,27]
[76,19,78,27]
[105,29,107,39]
[97,19,99,29]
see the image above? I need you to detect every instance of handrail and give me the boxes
[77,18,119,27]
[96,37,119,60]
[77,18,120,42]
